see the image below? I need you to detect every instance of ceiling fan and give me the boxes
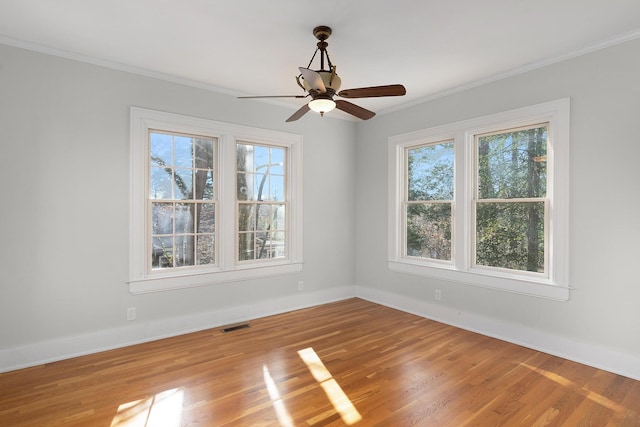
[239,25,406,122]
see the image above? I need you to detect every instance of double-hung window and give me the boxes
[388,99,570,300]
[129,108,303,294]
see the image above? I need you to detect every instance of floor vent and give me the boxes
[221,323,251,333]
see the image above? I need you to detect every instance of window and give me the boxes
[130,108,303,294]
[236,142,287,262]
[388,99,570,300]
[149,131,216,270]
[405,140,454,261]
[474,124,547,274]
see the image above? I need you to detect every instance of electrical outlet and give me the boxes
[298,281,304,291]
[435,289,442,301]
[127,307,136,321]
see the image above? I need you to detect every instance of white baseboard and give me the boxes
[4,285,638,382]
[0,286,356,373]
[356,286,640,381]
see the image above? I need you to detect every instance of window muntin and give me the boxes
[404,141,454,261]
[388,99,570,300]
[149,131,216,271]
[473,124,548,275]
[237,142,287,262]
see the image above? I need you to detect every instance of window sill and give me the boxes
[128,262,303,294]
[388,260,570,301]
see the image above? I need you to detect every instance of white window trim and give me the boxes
[129,107,303,294]
[388,99,570,301]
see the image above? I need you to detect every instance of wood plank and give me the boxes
[0,298,638,426]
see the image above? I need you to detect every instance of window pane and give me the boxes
[272,204,285,231]
[238,204,255,232]
[256,204,271,232]
[175,235,195,267]
[254,145,270,168]
[150,167,172,199]
[269,175,285,202]
[194,138,214,170]
[238,232,255,261]
[477,126,547,199]
[407,141,454,201]
[197,203,215,233]
[476,201,545,272]
[253,173,266,201]
[406,203,451,260]
[174,169,193,200]
[152,203,173,235]
[268,231,286,258]
[173,136,193,168]
[152,236,173,269]
[237,172,252,200]
[150,132,172,166]
[237,144,251,173]
[270,148,285,174]
[195,170,214,200]
[175,203,194,234]
[196,234,215,265]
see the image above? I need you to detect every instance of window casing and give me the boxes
[130,108,303,294]
[388,99,570,300]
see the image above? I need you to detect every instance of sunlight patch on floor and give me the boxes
[263,365,294,427]
[298,347,362,425]
[520,363,633,415]
[110,388,184,427]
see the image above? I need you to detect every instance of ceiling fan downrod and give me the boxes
[313,26,333,72]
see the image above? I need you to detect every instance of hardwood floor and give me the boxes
[1,298,639,426]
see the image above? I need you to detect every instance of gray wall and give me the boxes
[0,44,356,366]
[355,38,640,368]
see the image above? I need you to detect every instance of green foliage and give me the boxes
[476,126,547,272]
[476,202,544,272]
[406,203,451,260]
[406,126,548,273]
[406,142,454,260]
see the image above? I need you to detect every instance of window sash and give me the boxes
[147,130,218,274]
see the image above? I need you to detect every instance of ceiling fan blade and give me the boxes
[298,67,326,93]
[335,100,376,120]
[285,104,311,122]
[238,95,308,99]
[338,84,406,98]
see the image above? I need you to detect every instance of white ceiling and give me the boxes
[2,0,640,119]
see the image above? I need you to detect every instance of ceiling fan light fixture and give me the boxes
[308,98,336,115]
